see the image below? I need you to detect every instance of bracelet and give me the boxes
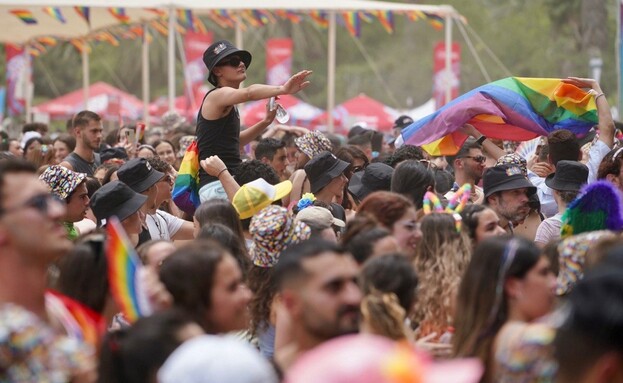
[595,93,605,101]
[476,135,487,145]
[217,168,228,178]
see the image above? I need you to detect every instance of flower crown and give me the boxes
[422,184,472,232]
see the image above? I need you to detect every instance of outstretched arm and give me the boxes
[459,123,506,160]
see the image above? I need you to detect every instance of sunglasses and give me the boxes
[216,56,243,68]
[0,193,63,217]
[460,155,487,163]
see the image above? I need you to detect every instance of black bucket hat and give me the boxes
[483,164,537,198]
[117,158,164,193]
[203,40,252,86]
[90,180,147,227]
[545,160,589,192]
[304,152,350,194]
[348,163,394,201]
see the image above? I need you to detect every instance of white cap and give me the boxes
[296,206,345,229]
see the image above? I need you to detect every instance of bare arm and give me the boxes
[562,77,615,149]
[199,155,240,201]
[240,102,277,146]
[171,221,195,240]
[459,123,506,160]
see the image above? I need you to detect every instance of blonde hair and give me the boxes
[361,290,412,341]
[412,213,472,338]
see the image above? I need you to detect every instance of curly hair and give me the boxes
[356,191,414,229]
[411,213,472,338]
[247,266,276,336]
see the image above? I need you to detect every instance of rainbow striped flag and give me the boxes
[376,10,394,34]
[399,77,600,156]
[341,12,361,37]
[42,7,66,23]
[309,11,328,28]
[424,12,444,30]
[106,217,152,324]
[46,290,104,347]
[74,6,90,26]
[10,9,37,25]
[172,139,201,215]
[37,36,58,46]
[177,9,195,31]
[109,7,130,24]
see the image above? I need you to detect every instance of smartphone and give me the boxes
[269,97,276,111]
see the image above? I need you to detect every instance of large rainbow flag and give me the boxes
[172,139,201,215]
[399,77,599,156]
[106,217,152,324]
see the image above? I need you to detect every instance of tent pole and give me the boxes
[444,13,452,104]
[142,23,150,124]
[168,6,176,112]
[235,16,245,121]
[327,11,336,133]
[82,42,89,110]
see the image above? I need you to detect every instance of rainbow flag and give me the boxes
[276,10,302,23]
[10,9,37,25]
[106,217,152,324]
[177,9,195,31]
[376,10,394,34]
[37,36,58,46]
[74,6,90,26]
[172,139,201,215]
[109,7,130,24]
[309,11,328,28]
[341,12,361,37]
[46,290,104,347]
[399,77,599,156]
[42,7,66,23]
[146,8,167,18]
[424,12,444,30]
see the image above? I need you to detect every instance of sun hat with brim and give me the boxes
[294,131,333,159]
[39,165,87,200]
[117,158,165,193]
[348,163,394,202]
[90,180,147,227]
[203,40,252,86]
[545,160,589,192]
[304,152,350,194]
[296,206,345,229]
[232,178,292,220]
[249,205,311,268]
[285,334,483,383]
[483,164,536,199]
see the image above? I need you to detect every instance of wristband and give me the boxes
[476,135,487,145]
[594,93,605,102]
[217,168,228,178]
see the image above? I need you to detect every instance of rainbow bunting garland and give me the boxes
[74,6,90,26]
[376,10,394,34]
[42,7,66,23]
[399,77,600,156]
[341,12,361,37]
[309,11,329,28]
[109,7,130,24]
[178,9,195,31]
[106,217,152,324]
[10,9,37,25]
[172,140,201,215]
[424,12,444,30]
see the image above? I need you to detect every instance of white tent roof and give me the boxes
[0,0,458,43]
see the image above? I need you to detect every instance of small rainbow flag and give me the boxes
[37,36,58,46]
[177,9,195,31]
[146,8,167,18]
[309,11,328,28]
[106,217,152,324]
[74,6,90,26]
[341,12,361,37]
[70,39,91,53]
[406,10,425,21]
[424,12,444,31]
[172,140,200,215]
[376,10,394,34]
[150,19,169,36]
[400,77,600,156]
[46,290,105,347]
[109,7,130,24]
[359,11,375,23]
[42,7,66,23]
[276,10,302,23]
[10,9,37,25]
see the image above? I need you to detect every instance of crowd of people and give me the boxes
[1,39,623,383]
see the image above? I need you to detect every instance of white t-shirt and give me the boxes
[534,213,563,245]
[146,210,184,241]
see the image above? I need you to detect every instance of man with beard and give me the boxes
[273,240,362,372]
[446,137,487,204]
[482,164,537,234]
[60,110,103,176]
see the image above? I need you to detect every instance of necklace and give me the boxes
[150,213,165,239]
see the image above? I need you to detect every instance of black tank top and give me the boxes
[196,89,241,187]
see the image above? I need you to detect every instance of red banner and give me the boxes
[433,42,461,110]
[266,38,293,86]
[183,31,213,117]
[6,44,28,117]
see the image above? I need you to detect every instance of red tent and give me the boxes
[149,85,209,122]
[34,82,143,120]
[313,93,399,133]
[241,94,324,128]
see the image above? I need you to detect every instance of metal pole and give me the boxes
[142,23,150,124]
[168,6,176,112]
[444,14,453,104]
[235,16,245,121]
[82,42,89,110]
[327,11,337,133]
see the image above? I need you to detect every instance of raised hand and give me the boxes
[282,70,313,94]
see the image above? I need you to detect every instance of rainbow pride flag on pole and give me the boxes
[172,139,201,215]
[399,77,599,156]
[106,217,152,324]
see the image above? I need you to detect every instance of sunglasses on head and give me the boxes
[460,155,487,163]
[216,56,243,68]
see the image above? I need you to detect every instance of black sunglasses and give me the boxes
[460,155,487,163]
[0,193,63,217]
[216,56,243,68]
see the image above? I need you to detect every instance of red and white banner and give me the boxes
[266,38,293,86]
[433,42,461,110]
[183,31,213,116]
[6,44,28,117]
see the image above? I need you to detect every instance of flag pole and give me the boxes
[327,11,337,133]
[168,6,176,112]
